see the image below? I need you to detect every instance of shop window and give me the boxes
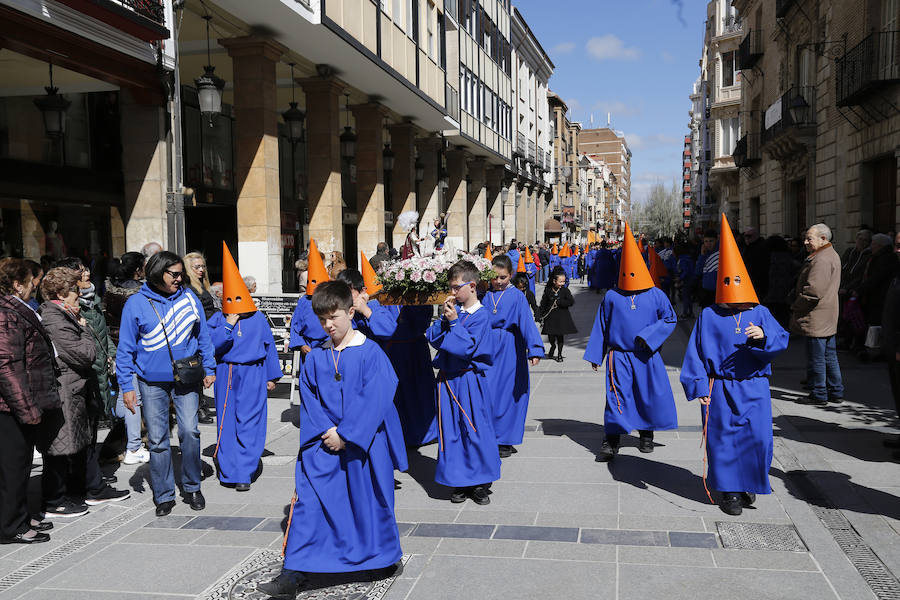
[181,85,235,205]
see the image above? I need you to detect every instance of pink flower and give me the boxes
[394,271,405,281]
[410,270,423,282]
[423,270,437,283]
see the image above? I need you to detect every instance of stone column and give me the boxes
[467,158,487,249]
[222,36,287,293]
[445,147,469,251]
[389,121,416,249]
[350,102,388,257]
[119,90,167,253]
[486,166,504,245]
[299,76,345,256]
[515,181,528,242]
[415,136,442,240]
[503,177,516,245]
[524,183,533,244]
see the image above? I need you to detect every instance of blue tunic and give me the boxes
[208,311,283,484]
[284,332,403,573]
[356,302,438,446]
[426,303,501,487]
[288,295,328,351]
[483,288,544,445]
[524,263,537,295]
[507,249,520,269]
[583,287,678,435]
[680,305,788,494]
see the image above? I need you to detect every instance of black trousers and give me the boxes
[889,354,900,420]
[547,335,564,355]
[0,412,36,538]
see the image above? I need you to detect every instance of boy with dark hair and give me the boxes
[426,260,499,504]
[261,281,403,596]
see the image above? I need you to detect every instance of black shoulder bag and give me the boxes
[147,299,205,385]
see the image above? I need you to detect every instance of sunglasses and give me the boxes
[164,269,184,280]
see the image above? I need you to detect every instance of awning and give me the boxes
[544,218,563,233]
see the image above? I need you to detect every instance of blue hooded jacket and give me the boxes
[116,283,216,392]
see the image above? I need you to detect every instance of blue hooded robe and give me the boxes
[283,331,403,573]
[208,310,284,484]
[483,287,544,446]
[583,287,678,435]
[680,304,788,494]
[426,302,501,487]
[288,295,328,352]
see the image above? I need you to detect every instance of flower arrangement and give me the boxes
[375,252,496,304]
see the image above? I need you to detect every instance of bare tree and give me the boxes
[632,181,681,239]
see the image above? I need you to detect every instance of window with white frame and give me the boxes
[427,1,436,59]
[721,50,739,87]
[719,117,739,156]
[393,0,404,31]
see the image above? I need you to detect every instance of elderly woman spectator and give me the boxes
[790,224,844,405]
[0,258,59,543]
[243,275,257,294]
[841,229,873,293]
[116,252,216,517]
[294,254,309,294]
[38,268,106,518]
[853,233,898,328]
[184,252,217,320]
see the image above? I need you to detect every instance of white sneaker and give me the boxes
[124,447,150,465]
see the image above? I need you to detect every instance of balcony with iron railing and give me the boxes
[762,86,816,146]
[720,15,743,36]
[62,0,169,40]
[733,133,761,167]
[739,29,763,70]
[528,140,536,163]
[516,132,527,157]
[776,0,796,19]
[836,31,900,107]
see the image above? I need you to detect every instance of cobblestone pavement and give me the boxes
[3,283,899,600]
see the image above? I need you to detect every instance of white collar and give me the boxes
[323,329,367,349]
[460,301,483,314]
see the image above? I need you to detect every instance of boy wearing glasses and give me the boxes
[426,261,499,505]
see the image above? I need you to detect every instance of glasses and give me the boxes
[192,264,206,270]
[449,281,475,292]
[164,269,184,280]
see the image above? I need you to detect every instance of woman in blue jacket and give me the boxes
[116,252,216,517]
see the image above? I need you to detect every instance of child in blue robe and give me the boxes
[288,295,329,355]
[337,269,437,448]
[426,260,500,505]
[484,256,544,458]
[524,258,538,296]
[261,282,403,597]
[207,310,283,489]
[583,286,678,458]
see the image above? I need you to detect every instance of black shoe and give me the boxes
[31,520,53,532]
[235,483,251,492]
[795,394,827,406]
[43,500,89,519]
[638,434,654,454]
[184,491,206,511]
[365,562,404,581]
[554,356,563,363]
[595,440,618,462]
[883,436,900,449]
[86,486,131,505]
[102,474,118,484]
[450,488,467,503]
[0,531,50,544]
[741,492,757,507]
[498,445,513,458]
[469,486,490,505]
[828,396,844,404]
[198,409,214,425]
[155,500,176,517]
[720,493,743,516]
[257,569,307,598]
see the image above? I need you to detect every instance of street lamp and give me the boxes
[195,15,225,126]
[33,61,70,139]
[788,93,809,125]
[282,62,306,143]
[382,143,395,172]
[340,92,356,160]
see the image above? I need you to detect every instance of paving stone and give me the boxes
[523,540,617,562]
[119,528,207,545]
[181,515,264,531]
[253,517,286,532]
[618,514,706,532]
[711,549,820,571]
[580,528,669,546]
[492,525,578,542]
[435,538,527,558]
[618,545,715,567]
[17,591,188,600]
[533,512,619,529]
[143,515,195,529]
[395,508,460,524]
[454,509,537,525]
[669,531,719,548]
[410,523,494,539]
[191,530,282,547]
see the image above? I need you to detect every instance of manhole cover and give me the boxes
[716,522,808,552]
[202,550,408,600]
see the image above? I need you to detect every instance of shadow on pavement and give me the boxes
[608,454,716,509]
[537,418,605,459]
[771,467,900,521]
[281,405,300,428]
[404,449,451,501]
[774,414,899,463]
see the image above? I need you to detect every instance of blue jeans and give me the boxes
[539,264,549,283]
[806,335,844,400]
[138,379,201,504]
[112,375,143,452]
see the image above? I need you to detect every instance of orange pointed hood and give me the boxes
[559,244,569,258]
[360,251,383,295]
[484,246,493,261]
[551,244,558,255]
[716,213,759,305]
[524,248,534,263]
[306,239,330,296]
[221,242,257,314]
[516,253,526,273]
[618,223,655,291]
[647,247,669,289]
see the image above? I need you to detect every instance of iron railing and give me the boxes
[776,0,796,18]
[722,15,742,35]
[516,132,527,157]
[527,140,535,162]
[836,31,900,107]
[739,29,763,70]
[113,0,165,25]
[733,133,760,167]
[446,83,459,120]
[762,86,816,145]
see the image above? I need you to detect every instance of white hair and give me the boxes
[397,210,419,232]
[809,223,832,242]
[871,233,892,248]
[242,275,256,287]
[141,242,162,257]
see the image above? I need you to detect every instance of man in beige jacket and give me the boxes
[790,223,845,405]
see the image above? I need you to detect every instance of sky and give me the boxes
[514,0,708,206]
